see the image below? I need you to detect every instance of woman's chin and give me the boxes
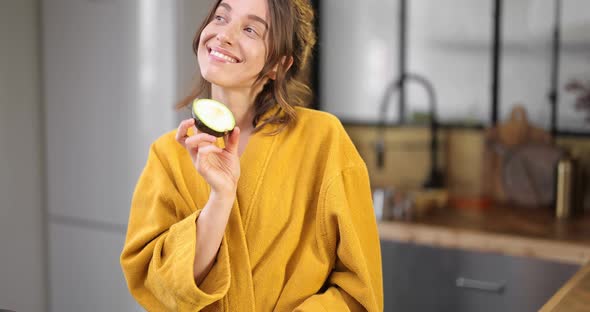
[201,71,231,86]
[202,73,253,90]
[204,77,236,89]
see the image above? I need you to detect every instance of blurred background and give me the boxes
[1,0,590,311]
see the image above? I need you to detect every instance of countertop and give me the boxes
[378,205,590,310]
[540,261,590,312]
[378,205,590,264]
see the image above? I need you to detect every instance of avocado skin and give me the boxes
[193,116,233,137]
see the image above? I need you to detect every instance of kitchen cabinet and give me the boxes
[49,223,140,311]
[381,240,579,312]
[41,0,212,310]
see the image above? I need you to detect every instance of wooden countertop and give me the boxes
[378,206,590,264]
[540,261,590,312]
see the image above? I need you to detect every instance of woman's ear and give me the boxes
[268,56,294,80]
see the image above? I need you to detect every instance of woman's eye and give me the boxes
[214,15,226,22]
[244,27,258,35]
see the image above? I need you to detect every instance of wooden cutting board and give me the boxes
[491,105,551,147]
[483,105,562,207]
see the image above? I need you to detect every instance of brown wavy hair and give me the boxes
[176,0,316,134]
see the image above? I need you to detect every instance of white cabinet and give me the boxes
[41,0,213,310]
[49,223,141,312]
[42,0,177,225]
[320,0,399,122]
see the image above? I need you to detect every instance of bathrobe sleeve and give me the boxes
[294,164,384,312]
[120,142,231,311]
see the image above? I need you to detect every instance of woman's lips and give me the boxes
[208,47,240,63]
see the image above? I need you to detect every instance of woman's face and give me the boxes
[197,0,270,89]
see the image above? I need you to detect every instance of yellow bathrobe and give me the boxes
[120,107,383,311]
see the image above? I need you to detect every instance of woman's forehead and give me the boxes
[218,0,270,21]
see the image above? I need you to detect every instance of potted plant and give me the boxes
[565,79,590,122]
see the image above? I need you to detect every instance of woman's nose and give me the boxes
[216,27,237,45]
[216,33,231,45]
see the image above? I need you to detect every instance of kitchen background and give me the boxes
[1,0,589,311]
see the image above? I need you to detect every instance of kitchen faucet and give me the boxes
[375,73,444,188]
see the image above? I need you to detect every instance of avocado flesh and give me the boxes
[191,99,236,137]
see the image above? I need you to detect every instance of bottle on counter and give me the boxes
[555,153,581,219]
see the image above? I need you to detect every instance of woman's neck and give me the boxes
[211,85,258,132]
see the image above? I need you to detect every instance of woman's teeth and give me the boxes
[210,50,238,63]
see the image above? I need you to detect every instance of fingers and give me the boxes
[225,127,241,155]
[175,119,195,146]
[185,132,217,150]
[176,118,217,150]
[196,144,224,162]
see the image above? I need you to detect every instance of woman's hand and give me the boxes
[176,119,241,197]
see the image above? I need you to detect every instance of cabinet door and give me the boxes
[381,240,461,311]
[455,250,579,312]
[320,0,399,122]
[49,223,142,312]
[381,240,580,312]
[42,0,177,225]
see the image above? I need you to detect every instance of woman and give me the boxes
[120,0,383,311]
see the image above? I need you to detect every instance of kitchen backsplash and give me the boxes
[344,124,590,212]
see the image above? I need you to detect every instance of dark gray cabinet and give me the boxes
[381,240,580,312]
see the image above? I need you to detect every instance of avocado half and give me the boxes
[191,98,236,137]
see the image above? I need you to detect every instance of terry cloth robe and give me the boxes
[120,106,383,311]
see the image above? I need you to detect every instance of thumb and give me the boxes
[226,126,241,154]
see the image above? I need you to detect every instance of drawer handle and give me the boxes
[456,277,505,293]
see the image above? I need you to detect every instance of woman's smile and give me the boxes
[207,46,242,64]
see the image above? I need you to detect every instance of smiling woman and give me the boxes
[197,1,269,90]
[120,0,383,311]
[178,0,316,135]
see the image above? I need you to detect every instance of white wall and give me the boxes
[0,1,46,311]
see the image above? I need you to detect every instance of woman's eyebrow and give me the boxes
[247,15,269,30]
[218,2,232,12]
[218,2,268,30]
